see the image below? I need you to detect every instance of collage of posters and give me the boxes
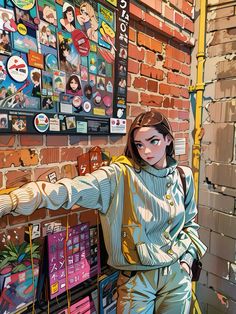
[0,0,129,134]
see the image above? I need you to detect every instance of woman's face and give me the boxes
[70,78,78,90]
[80,7,90,22]
[66,10,74,23]
[133,127,171,168]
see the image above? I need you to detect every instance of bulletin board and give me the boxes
[0,0,129,135]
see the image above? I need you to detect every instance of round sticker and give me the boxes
[11,0,35,10]
[34,113,49,133]
[83,101,91,113]
[72,30,90,57]
[7,56,28,82]
[72,96,82,108]
[93,92,102,106]
[45,54,58,71]
[17,23,27,35]
[33,17,40,25]
[103,95,112,108]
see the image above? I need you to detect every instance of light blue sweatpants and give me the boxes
[116,260,192,314]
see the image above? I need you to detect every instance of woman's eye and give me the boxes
[135,143,143,149]
[151,139,160,145]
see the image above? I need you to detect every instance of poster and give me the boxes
[99,271,119,314]
[0,0,130,135]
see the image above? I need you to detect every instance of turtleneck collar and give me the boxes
[142,156,178,177]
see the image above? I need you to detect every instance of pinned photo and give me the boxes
[0,30,11,56]
[65,116,76,129]
[11,115,27,132]
[38,0,57,26]
[0,113,8,128]
[66,74,82,96]
[30,69,41,98]
[39,21,57,48]
[53,70,66,93]
[15,7,38,30]
[0,8,17,32]
[76,1,98,42]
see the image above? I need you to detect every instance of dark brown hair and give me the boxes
[124,110,175,167]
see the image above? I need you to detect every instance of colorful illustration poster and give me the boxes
[0,0,130,135]
[99,271,119,314]
[47,223,91,299]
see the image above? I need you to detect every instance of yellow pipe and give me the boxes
[191,0,207,314]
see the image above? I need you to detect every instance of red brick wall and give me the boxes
[0,1,194,244]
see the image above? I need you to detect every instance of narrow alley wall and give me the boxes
[197,0,236,313]
[0,0,194,253]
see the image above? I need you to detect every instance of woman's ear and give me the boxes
[165,134,172,146]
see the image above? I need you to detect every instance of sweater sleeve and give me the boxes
[180,167,207,266]
[0,166,118,217]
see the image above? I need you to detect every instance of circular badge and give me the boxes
[34,113,49,133]
[83,101,91,113]
[11,0,35,10]
[17,23,27,35]
[72,96,82,108]
[72,30,90,57]
[45,54,58,71]
[93,92,102,106]
[33,17,40,25]
[103,95,112,108]
[7,56,28,82]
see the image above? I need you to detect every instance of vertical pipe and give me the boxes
[191,1,207,314]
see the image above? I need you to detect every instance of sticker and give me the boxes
[76,121,87,133]
[11,115,27,132]
[110,118,126,134]
[0,113,8,129]
[7,56,28,82]
[60,102,73,114]
[34,17,40,25]
[117,108,125,118]
[105,0,117,7]
[0,8,17,32]
[28,50,44,69]
[84,84,92,99]
[83,101,91,113]
[103,95,112,107]
[17,23,27,35]
[34,113,49,133]
[11,0,35,11]
[72,29,90,56]
[93,107,105,116]
[72,96,82,108]
[49,118,60,131]
[45,53,58,71]
[93,92,102,106]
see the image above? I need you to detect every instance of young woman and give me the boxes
[66,74,82,95]
[60,4,76,33]
[0,110,206,313]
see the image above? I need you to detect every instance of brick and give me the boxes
[0,149,39,168]
[178,121,189,131]
[229,263,236,284]
[140,93,163,107]
[20,135,43,146]
[128,58,139,74]
[182,0,192,18]
[208,16,236,32]
[5,169,31,188]
[181,64,191,75]
[128,43,145,61]
[129,105,146,117]
[150,38,163,53]
[175,12,184,28]
[167,72,188,86]
[0,215,7,229]
[216,60,236,79]
[199,227,211,249]
[215,6,235,19]
[170,86,181,97]
[61,164,78,179]
[199,189,235,214]
[127,74,131,87]
[208,42,236,57]
[133,77,147,90]
[184,17,194,33]
[34,166,60,181]
[163,97,173,108]
[28,208,47,221]
[213,211,236,239]
[48,207,71,217]
[159,83,171,95]
[46,135,68,146]
[90,136,108,146]
[79,208,100,226]
[210,231,235,262]
[169,0,183,12]
[129,27,136,42]
[202,123,234,163]
[0,135,15,147]
[173,29,190,45]
[164,5,174,21]
[166,45,185,62]
[215,79,236,99]
[8,214,28,226]
[70,135,89,146]
[129,3,142,21]
[182,99,190,109]
[42,213,78,229]
[137,32,152,50]
[109,134,126,146]
[140,64,164,80]
[168,110,179,120]
[208,273,236,300]
[208,100,236,122]
[210,29,236,46]
[163,58,181,72]
[147,80,158,92]
[206,163,236,189]
[7,226,26,245]
[61,147,83,162]
[143,12,162,33]
[178,110,189,120]
[40,148,60,164]
[145,50,156,66]
[180,87,189,98]
[127,90,139,103]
